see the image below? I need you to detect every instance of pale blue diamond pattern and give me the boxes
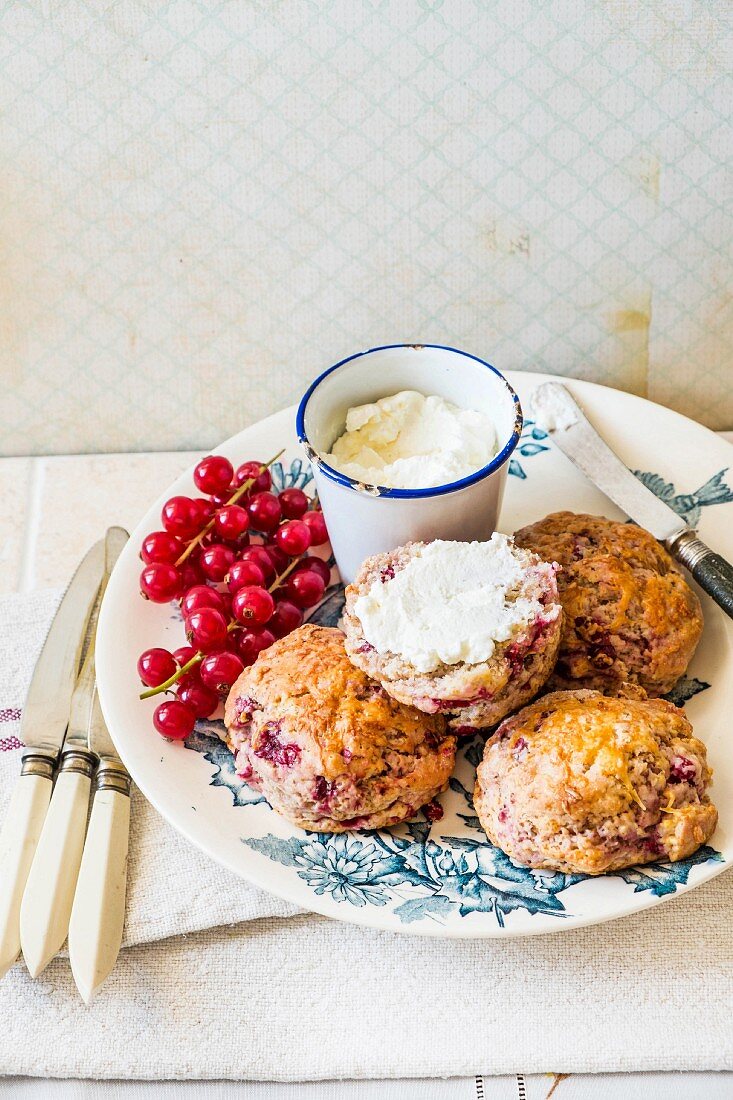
[0,2,729,455]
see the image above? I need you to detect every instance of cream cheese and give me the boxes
[323,390,497,489]
[353,535,545,673]
[530,385,578,432]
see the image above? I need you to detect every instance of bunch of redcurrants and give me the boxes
[136,452,330,740]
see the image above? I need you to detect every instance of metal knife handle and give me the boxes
[0,767,54,979]
[669,531,733,620]
[19,750,95,977]
[69,768,131,1003]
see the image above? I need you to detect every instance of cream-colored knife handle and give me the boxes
[0,768,53,979]
[19,754,94,978]
[69,780,130,1004]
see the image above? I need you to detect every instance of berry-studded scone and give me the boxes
[342,535,562,733]
[223,623,455,832]
[474,687,717,875]
[514,512,703,696]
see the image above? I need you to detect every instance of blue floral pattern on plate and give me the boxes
[508,420,550,480]
[186,723,722,928]
[182,455,726,928]
[243,829,720,926]
[632,468,733,527]
[270,457,314,494]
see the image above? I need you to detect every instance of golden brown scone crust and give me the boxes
[514,511,703,696]
[224,624,455,832]
[474,687,717,875]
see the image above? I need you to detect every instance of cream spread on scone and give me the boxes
[322,390,496,489]
[353,535,548,673]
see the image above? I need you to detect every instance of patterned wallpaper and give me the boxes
[0,2,730,455]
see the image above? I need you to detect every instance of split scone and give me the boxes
[223,623,455,832]
[514,511,703,696]
[474,686,717,874]
[342,535,562,732]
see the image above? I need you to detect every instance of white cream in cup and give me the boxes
[296,344,523,583]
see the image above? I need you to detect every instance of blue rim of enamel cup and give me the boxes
[295,343,524,499]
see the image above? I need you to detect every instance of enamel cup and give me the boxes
[296,344,522,583]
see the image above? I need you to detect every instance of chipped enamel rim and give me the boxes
[296,343,523,498]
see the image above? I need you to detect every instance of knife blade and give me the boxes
[20,527,129,979]
[65,527,129,757]
[20,539,106,758]
[88,681,128,769]
[531,382,733,619]
[0,538,106,979]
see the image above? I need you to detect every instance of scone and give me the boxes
[223,623,455,832]
[474,687,717,874]
[514,511,703,696]
[342,535,562,732]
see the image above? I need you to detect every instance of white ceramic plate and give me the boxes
[96,371,733,937]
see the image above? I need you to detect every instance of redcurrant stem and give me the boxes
[174,449,285,567]
[139,651,203,700]
[268,555,302,593]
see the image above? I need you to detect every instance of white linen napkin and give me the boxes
[3,893,733,1080]
[0,589,301,948]
[1,590,733,1080]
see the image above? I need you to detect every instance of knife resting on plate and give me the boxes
[531,382,733,620]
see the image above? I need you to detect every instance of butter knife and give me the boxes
[0,539,106,980]
[68,679,132,1003]
[531,382,733,619]
[19,527,128,978]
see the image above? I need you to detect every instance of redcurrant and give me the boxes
[140,562,181,603]
[176,681,219,719]
[293,556,331,586]
[237,627,276,664]
[278,488,309,519]
[180,585,227,617]
[227,559,265,593]
[191,497,215,530]
[137,647,177,687]
[269,599,303,638]
[161,496,199,539]
[275,520,311,557]
[264,543,289,576]
[185,607,228,652]
[214,505,250,541]
[200,651,245,693]
[247,492,282,533]
[231,585,275,626]
[301,510,328,545]
[153,700,196,740]
[200,544,235,582]
[285,570,325,608]
[234,461,271,493]
[173,645,198,668]
[179,558,204,590]
[239,546,276,582]
[210,486,237,508]
[193,455,234,496]
[140,531,182,565]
